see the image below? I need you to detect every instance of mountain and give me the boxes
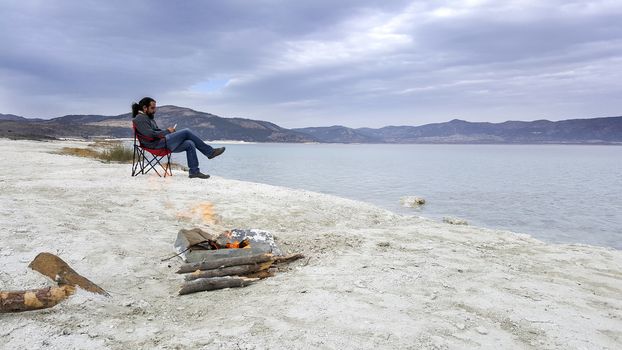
[1,107,620,144]
[0,113,28,121]
[292,125,383,143]
[299,117,622,144]
[0,106,316,142]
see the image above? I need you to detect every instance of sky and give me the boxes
[1,0,621,128]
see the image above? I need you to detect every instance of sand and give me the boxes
[1,139,621,349]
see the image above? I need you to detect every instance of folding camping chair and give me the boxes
[131,123,173,177]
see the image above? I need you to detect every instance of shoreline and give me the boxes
[22,136,622,146]
[1,138,621,349]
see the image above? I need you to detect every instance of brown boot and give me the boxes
[208,147,226,159]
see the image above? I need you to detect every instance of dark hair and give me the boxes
[131,97,156,117]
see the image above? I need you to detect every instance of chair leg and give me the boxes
[132,147,173,178]
[132,146,144,176]
[164,154,172,177]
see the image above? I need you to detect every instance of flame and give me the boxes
[176,202,217,224]
[225,241,240,249]
[192,202,216,224]
[224,238,250,249]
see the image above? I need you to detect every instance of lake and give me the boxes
[171,143,622,249]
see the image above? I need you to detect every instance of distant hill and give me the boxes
[0,106,316,142]
[0,113,28,121]
[295,117,622,144]
[292,125,383,143]
[1,107,620,144]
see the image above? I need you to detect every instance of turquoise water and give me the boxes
[172,143,622,249]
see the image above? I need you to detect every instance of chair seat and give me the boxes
[142,147,171,157]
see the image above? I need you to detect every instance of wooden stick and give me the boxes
[184,261,273,281]
[28,252,109,296]
[273,253,305,264]
[176,253,273,274]
[243,269,276,279]
[1,286,75,313]
[178,276,259,295]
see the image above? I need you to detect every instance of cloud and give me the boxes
[1,0,621,127]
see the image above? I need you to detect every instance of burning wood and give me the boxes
[173,227,303,295]
[225,238,251,249]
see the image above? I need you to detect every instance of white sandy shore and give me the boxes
[1,139,621,350]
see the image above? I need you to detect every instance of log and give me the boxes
[178,276,259,295]
[184,261,273,281]
[176,252,273,274]
[0,285,75,313]
[180,246,271,264]
[243,269,276,279]
[28,252,109,296]
[273,253,305,264]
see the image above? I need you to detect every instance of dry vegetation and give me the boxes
[57,140,188,170]
[58,140,134,163]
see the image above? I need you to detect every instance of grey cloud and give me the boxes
[0,0,620,127]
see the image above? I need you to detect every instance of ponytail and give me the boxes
[131,102,140,117]
[131,97,156,117]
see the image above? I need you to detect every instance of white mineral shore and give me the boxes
[1,139,621,349]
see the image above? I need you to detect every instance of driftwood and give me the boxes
[179,276,259,295]
[0,286,75,313]
[244,269,276,279]
[176,251,304,294]
[176,252,273,274]
[184,261,273,281]
[273,253,305,264]
[28,252,109,296]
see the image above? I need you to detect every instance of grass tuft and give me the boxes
[58,141,186,169]
[59,141,134,163]
[99,144,134,162]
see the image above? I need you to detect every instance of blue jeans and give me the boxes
[165,129,215,174]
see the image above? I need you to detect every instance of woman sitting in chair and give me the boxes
[132,97,225,179]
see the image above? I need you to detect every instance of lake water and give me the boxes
[171,143,622,249]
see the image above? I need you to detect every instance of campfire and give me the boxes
[188,230,252,251]
[172,227,303,295]
[170,202,303,295]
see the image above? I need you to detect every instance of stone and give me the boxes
[443,217,468,225]
[400,196,426,208]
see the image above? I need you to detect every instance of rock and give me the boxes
[475,326,488,335]
[443,217,468,225]
[456,323,466,330]
[400,196,426,208]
